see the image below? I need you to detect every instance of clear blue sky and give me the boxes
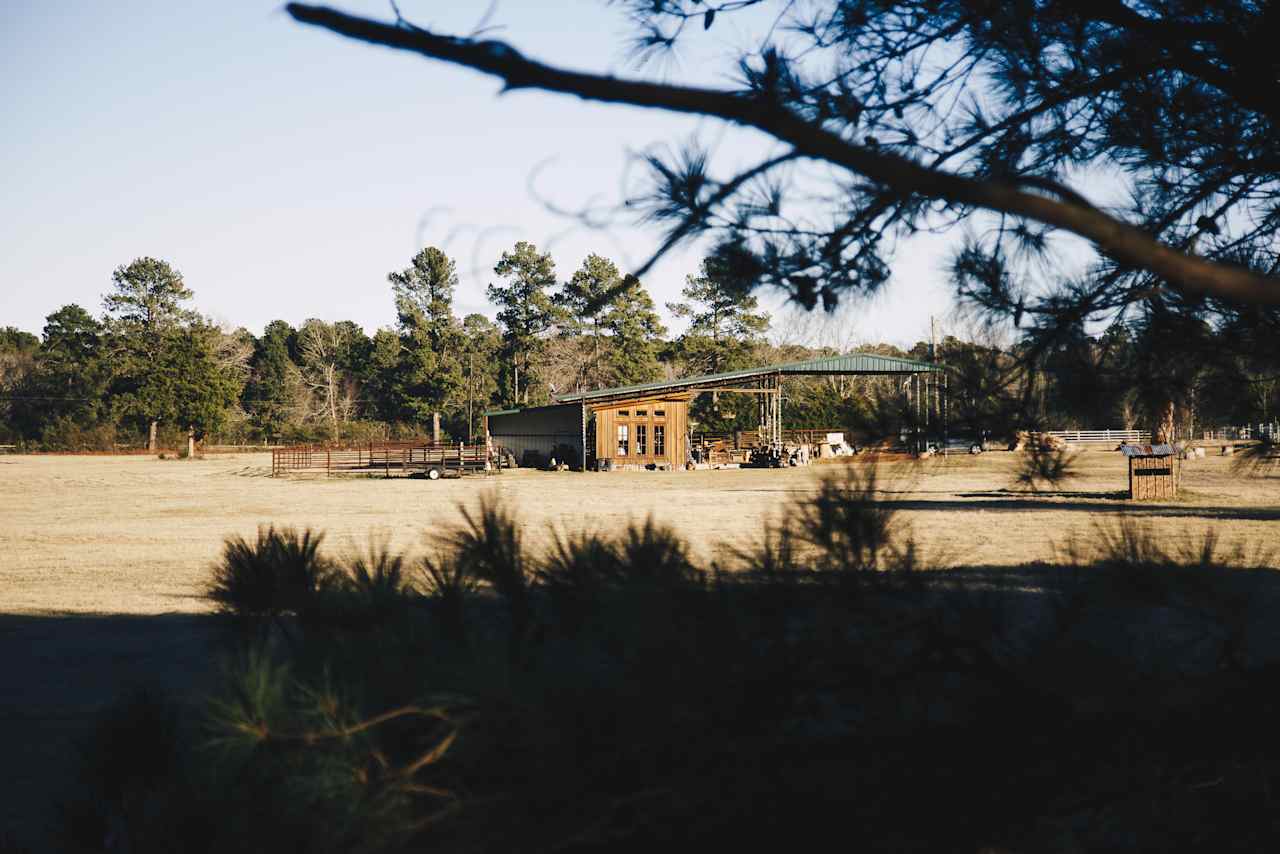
[2,0,965,348]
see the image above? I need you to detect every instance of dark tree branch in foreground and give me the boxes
[286,2,1280,307]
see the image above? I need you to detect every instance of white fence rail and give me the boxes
[1045,429,1151,444]
[1203,422,1280,441]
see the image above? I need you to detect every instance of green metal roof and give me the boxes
[484,403,580,418]
[553,352,940,404]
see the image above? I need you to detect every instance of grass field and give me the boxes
[2,448,1277,615]
[1,448,1277,847]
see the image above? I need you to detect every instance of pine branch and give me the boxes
[286,3,1280,307]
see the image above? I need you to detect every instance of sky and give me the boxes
[3,0,969,349]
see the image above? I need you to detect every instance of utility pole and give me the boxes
[467,351,474,443]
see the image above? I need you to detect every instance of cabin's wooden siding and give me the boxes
[593,400,688,469]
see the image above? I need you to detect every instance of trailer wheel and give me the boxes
[426,467,442,480]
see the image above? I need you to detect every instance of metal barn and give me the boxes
[485,403,585,468]
[585,352,940,470]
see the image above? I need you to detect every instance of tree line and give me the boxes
[0,244,777,450]
[3,243,1276,452]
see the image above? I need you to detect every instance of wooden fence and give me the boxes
[271,441,495,478]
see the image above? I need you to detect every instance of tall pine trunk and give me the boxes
[1151,400,1176,445]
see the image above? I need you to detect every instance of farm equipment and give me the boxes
[272,441,500,479]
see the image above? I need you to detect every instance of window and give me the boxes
[618,409,630,417]
[653,409,665,418]
[636,424,647,455]
[616,424,629,456]
[654,425,665,456]
[635,409,647,417]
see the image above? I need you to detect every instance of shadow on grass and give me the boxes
[959,488,1130,500]
[0,612,229,851]
[16,471,1280,853]
[883,496,1280,520]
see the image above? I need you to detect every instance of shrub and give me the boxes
[206,526,334,622]
[71,485,1280,852]
[57,688,208,854]
[1013,442,1078,491]
[419,552,478,644]
[792,463,915,574]
[39,417,117,451]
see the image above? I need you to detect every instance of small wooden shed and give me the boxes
[592,399,689,470]
[1121,444,1178,500]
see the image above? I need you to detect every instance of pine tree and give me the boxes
[488,241,560,405]
[245,321,307,442]
[555,256,667,389]
[102,258,200,450]
[387,248,463,427]
[668,256,771,431]
[667,257,770,376]
[600,275,666,386]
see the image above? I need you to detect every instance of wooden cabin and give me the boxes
[592,399,689,470]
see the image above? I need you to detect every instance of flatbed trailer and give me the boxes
[272,441,499,478]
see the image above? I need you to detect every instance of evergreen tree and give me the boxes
[600,275,666,386]
[555,253,620,390]
[387,247,463,426]
[0,326,41,442]
[102,257,199,449]
[366,328,406,426]
[668,256,771,432]
[244,321,307,442]
[389,247,457,351]
[460,313,503,440]
[489,241,560,405]
[161,321,244,447]
[667,257,770,376]
[34,305,110,434]
[556,256,667,389]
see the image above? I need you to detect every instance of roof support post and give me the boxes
[942,371,948,457]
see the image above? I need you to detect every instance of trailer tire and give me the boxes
[426,467,442,481]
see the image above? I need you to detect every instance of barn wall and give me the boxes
[488,404,583,467]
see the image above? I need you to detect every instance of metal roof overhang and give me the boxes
[552,352,939,406]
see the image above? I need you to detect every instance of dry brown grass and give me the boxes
[0,449,1276,615]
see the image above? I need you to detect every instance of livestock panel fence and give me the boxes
[271,440,498,478]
